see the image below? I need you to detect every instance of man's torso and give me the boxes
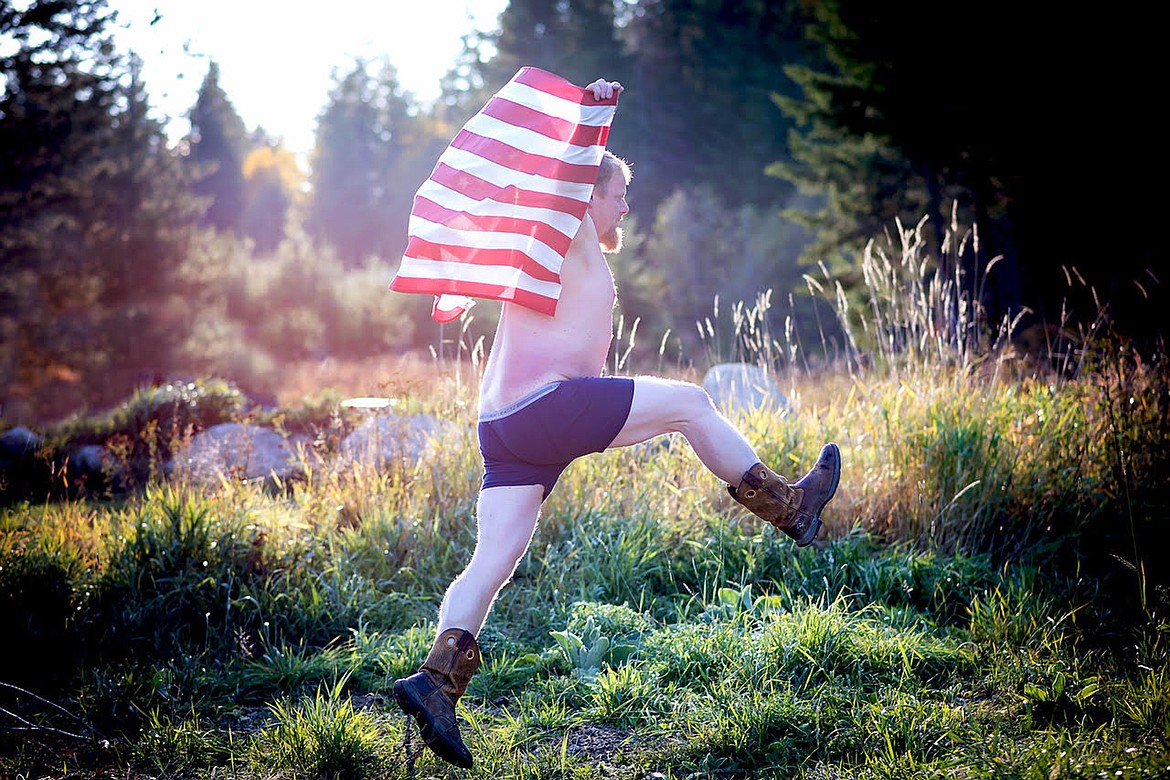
[478,215,616,414]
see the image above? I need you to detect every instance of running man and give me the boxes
[392,77,841,769]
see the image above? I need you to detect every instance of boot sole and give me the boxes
[795,442,841,547]
[393,680,474,769]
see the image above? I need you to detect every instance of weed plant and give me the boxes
[2,216,1168,777]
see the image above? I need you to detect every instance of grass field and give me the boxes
[3,347,1168,779]
[3,229,1168,778]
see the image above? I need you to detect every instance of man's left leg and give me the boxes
[436,484,545,636]
[609,376,839,545]
[609,376,759,483]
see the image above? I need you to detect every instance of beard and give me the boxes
[599,224,624,253]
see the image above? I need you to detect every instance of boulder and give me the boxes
[338,412,459,469]
[174,423,305,485]
[69,444,109,475]
[65,444,122,494]
[702,363,791,416]
[0,425,43,463]
[0,425,50,498]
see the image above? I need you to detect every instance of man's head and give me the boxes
[589,151,631,253]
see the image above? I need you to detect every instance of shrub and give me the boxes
[0,546,81,689]
[247,677,387,779]
[79,380,244,484]
[52,379,245,454]
[178,313,279,396]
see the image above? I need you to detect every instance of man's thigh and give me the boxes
[608,375,709,448]
[475,485,544,547]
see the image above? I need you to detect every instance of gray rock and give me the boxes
[70,444,109,474]
[66,444,124,494]
[0,425,48,496]
[339,412,459,469]
[68,444,110,481]
[174,423,305,485]
[702,363,791,416]
[0,425,43,462]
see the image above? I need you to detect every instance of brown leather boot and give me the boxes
[392,628,480,768]
[729,442,841,547]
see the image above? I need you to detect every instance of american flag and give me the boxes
[388,67,620,323]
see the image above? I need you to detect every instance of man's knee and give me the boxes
[497,529,533,569]
[464,535,529,586]
[614,378,716,446]
[673,380,717,418]
[475,503,540,573]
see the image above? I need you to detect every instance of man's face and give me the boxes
[589,175,629,253]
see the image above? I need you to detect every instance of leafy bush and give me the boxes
[178,314,278,396]
[0,546,81,689]
[566,601,654,640]
[51,379,246,470]
[550,616,640,680]
[93,380,245,484]
[86,485,262,662]
[175,229,422,386]
[108,380,246,438]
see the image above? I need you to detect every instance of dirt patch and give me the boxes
[564,723,634,762]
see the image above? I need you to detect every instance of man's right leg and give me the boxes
[393,484,543,769]
[438,484,545,636]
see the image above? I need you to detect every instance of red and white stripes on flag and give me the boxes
[388,67,619,323]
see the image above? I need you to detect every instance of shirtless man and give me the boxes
[393,78,841,769]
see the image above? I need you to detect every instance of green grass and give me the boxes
[4,352,1169,778]
[2,369,1168,779]
[3,220,1169,777]
[246,676,388,779]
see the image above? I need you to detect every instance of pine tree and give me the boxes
[1,3,205,421]
[460,0,813,213]
[777,1,1164,344]
[186,62,248,235]
[1,1,116,419]
[611,0,811,212]
[477,0,629,89]
[441,0,632,148]
[87,56,207,397]
[772,0,1054,324]
[306,60,437,266]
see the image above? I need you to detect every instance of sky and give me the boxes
[104,1,509,156]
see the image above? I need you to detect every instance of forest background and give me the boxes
[2,0,1162,426]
